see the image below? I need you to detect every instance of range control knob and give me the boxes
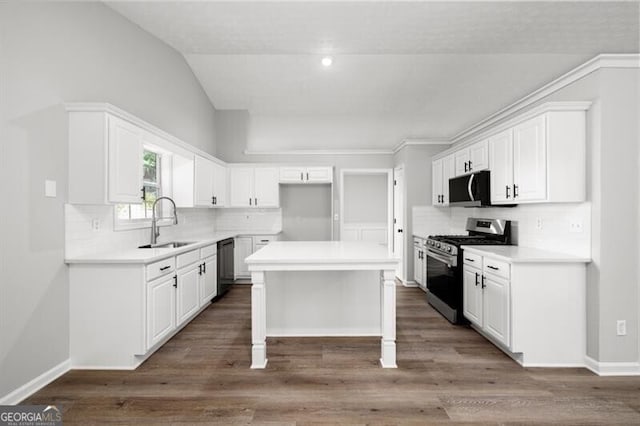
[436,242,441,249]
[447,246,452,253]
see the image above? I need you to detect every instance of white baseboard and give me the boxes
[0,359,71,405]
[401,280,418,287]
[584,356,640,376]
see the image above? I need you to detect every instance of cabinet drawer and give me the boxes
[177,249,200,269]
[413,237,424,247]
[146,257,176,281]
[253,235,277,245]
[483,258,510,280]
[200,244,216,259]
[463,252,482,266]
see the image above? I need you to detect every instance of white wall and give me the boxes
[280,185,332,241]
[343,174,388,224]
[0,2,217,401]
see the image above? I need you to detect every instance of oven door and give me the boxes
[425,249,462,323]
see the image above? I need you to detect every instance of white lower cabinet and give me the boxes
[146,274,177,349]
[176,262,201,325]
[463,255,510,348]
[70,243,217,369]
[234,235,280,279]
[412,237,426,289]
[462,247,587,367]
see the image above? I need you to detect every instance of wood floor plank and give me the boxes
[24,285,640,424]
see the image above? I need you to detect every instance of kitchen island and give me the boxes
[245,241,400,369]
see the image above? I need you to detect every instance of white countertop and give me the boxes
[461,245,591,264]
[65,231,280,265]
[245,241,399,270]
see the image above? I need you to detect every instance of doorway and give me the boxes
[393,165,405,281]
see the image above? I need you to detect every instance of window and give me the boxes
[116,149,163,224]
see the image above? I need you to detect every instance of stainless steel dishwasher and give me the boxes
[215,238,234,301]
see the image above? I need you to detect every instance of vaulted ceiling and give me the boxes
[107,1,640,148]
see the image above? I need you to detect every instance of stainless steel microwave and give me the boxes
[448,170,491,207]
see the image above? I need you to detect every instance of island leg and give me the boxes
[251,271,268,369]
[380,269,397,368]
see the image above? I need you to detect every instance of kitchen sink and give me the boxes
[138,241,196,249]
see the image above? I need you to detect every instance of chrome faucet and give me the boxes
[150,196,178,245]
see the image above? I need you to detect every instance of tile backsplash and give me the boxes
[215,208,282,233]
[65,204,217,258]
[413,202,591,257]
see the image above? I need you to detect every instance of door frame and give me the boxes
[393,165,406,281]
[339,168,394,251]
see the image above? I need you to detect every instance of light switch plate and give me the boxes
[45,180,57,198]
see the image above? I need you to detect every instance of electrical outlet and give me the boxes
[535,218,543,230]
[617,320,627,336]
[569,219,583,233]
[91,218,100,231]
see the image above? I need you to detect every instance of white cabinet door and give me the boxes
[454,149,470,176]
[254,167,279,207]
[489,129,514,204]
[341,228,359,241]
[229,168,254,207]
[234,237,253,279]
[463,266,482,327]
[212,162,227,207]
[107,115,142,203]
[146,274,176,349]
[442,154,455,206]
[432,159,443,206]
[468,139,489,172]
[306,167,333,183]
[413,246,423,286]
[177,266,200,325]
[200,255,217,306]
[194,155,214,207]
[513,115,547,202]
[483,274,510,347]
[279,167,305,183]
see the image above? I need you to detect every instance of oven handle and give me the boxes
[425,249,457,267]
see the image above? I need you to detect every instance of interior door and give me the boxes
[393,167,405,280]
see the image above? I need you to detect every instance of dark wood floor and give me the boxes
[26,285,640,424]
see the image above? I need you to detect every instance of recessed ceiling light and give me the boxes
[321,56,333,67]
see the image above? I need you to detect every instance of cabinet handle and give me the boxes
[300,172,303,181]
[141,186,146,201]
[173,275,177,288]
[464,258,475,262]
[306,172,309,181]
[513,184,518,198]
[198,264,203,275]
[505,185,510,199]
[203,262,206,274]
[160,265,171,271]
[464,162,468,173]
[255,197,257,205]
[249,198,252,206]
[212,196,215,205]
[397,229,403,233]
[260,239,269,242]
[475,272,479,286]
[468,160,472,170]
[487,265,499,271]
[481,275,486,289]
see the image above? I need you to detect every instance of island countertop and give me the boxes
[245,241,399,271]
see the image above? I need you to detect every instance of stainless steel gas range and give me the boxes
[425,218,511,324]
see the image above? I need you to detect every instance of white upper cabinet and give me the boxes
[254,167,280,207]
[212,162,227,207]
[488,130,514,203]
[512,115,547,202]
[489,109,585,205]
[194,155,215,207]
[280,166,333,183]
[432,154,455,207]
[454,140,489,176]
[108,115,144,203]
[229,166,279,208]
